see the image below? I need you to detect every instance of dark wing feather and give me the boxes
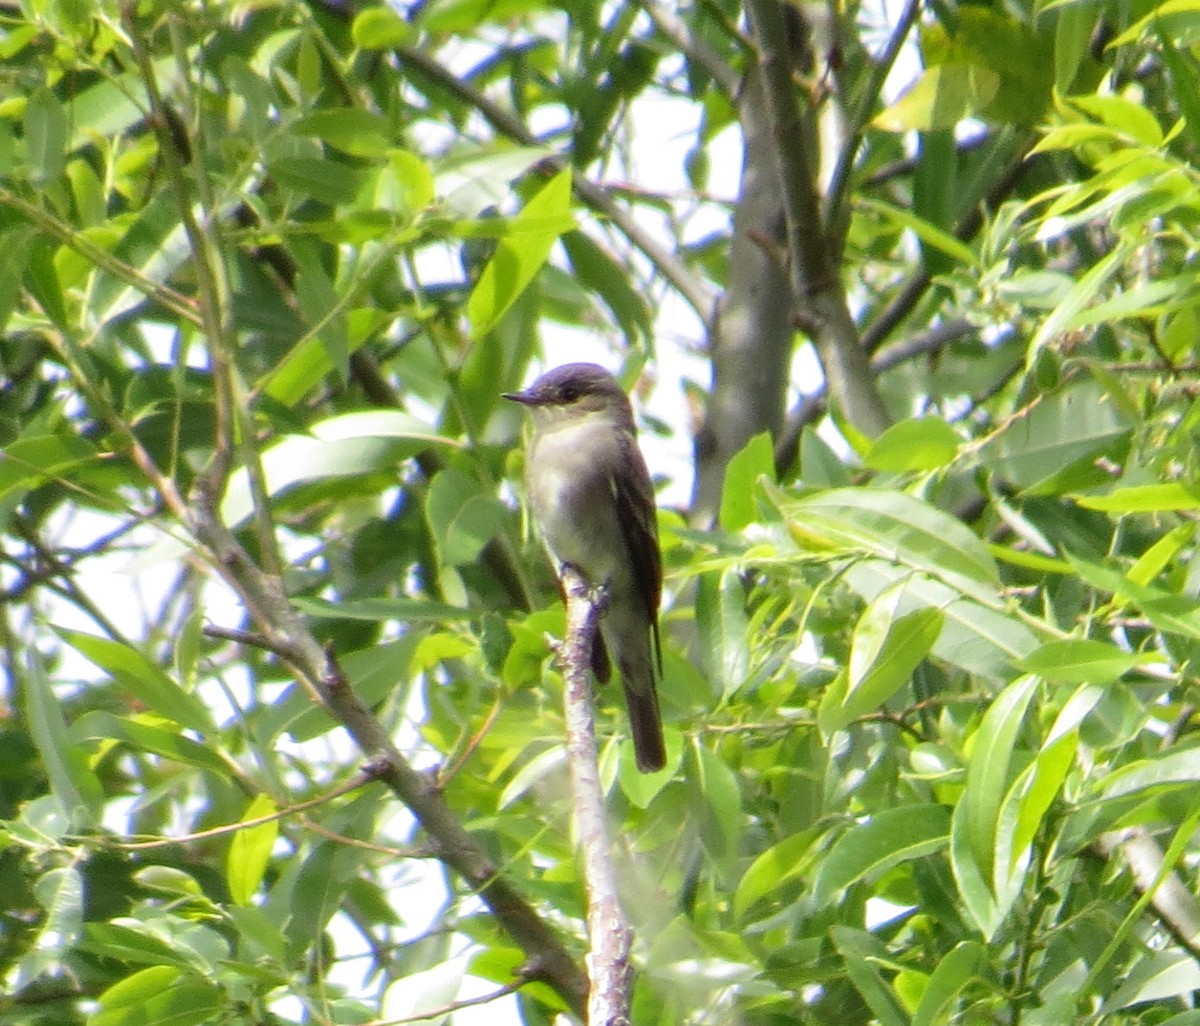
[611,432,663,673]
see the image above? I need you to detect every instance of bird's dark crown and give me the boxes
[504,363,625,407]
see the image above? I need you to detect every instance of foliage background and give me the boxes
[4,0,1200,1024]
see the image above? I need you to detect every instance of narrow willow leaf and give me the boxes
[733,831,818,922]
[55,629,213,735]
[864,416,961,472]
[468,168,573,335]
[963,675,1039,882]
[90,965,222,1026]
[1016,639,1152,682]
[227,795,279,906]
[812,805,951,907]
[695,568,750,701]
[719,432,775,532]
[831,927,909,1026]
[820,582,943,736]
[912,941,986,1026]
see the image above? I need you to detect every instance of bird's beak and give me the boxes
[502,389,534,405]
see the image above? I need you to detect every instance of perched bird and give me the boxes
[503,363,666,772]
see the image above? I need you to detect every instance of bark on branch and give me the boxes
[743,0,891,442]
[187,484,588,1019]
[560,567,635,1026]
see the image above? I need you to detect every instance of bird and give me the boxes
[503,363,666,772]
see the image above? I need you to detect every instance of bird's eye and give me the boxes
[560,384,580,402]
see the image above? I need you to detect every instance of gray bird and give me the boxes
[504,363,666,772]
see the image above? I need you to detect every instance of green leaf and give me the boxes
[781,487,999,600]
[381,149,435,219]
[89,966,222,1026]
[830,927,910,1026]
[219,411,456,528]
[270,156,363,205]
[819,583,943,736]
[1063,278,1196,329]
[1100,745,1200,800]
[912,941,986,1026]
[561,230,652,343]
[23,653,104,827]
[1069,94,1165,147]
[733,831,817,922]
[843,560,1038,680]
[689,743,742,863]
[56,629,214,735]
[24,87,68,186]
[858,199,980,270]
[963,675,1039,883]
[1106,951,1200,1010]
[351,6,413,48]
[982,380,1132,494]
[0,431,101,510]
[80,923,194,970]
[9,866,84,991]
[719,432,775,532]
[1074,482,1200,512]
[291,108,391,157]
[70,712,228,774]
[998,684,1101,885]
[864,416,961,472]
[421,0,549,32]
[874,63,1000,132]
[468,168,574,335]
[228,795,279,906]
[292,596,475,622]
[695,568,750,701]
[425,467,508,567]
[949,788,1000,938]
[293,249,349,382]
[1015,639,1151,682]
[1027,247,1125,362]
[133,866,205,899]
[812,805,951,907]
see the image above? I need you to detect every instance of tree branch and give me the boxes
[1095,827,1200,960]
[743,0,891,440]
[774,318,982,474]
[561,567,634,1026]
[186,484,588,1018]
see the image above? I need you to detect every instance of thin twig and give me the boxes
[93,769,379,851]
[0,186,201,326]
[364,978,526,1026]
[639,0,741,97]
[824,0,920,224]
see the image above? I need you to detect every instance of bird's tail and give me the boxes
[623,675,665,773]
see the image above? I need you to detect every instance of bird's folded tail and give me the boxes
[622,671,666,773]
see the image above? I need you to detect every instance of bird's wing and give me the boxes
[611,432,663,673]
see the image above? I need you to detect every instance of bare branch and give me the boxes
[774,318,982,473]
[186,485,589,1018]
[824,0,920,222]
[639,0,741,97]
[743,0,891,440]
[561,567,635,1026]
[1095,827,1200,960]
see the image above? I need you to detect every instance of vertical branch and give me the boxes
[743,0,892,440]
[123,4,281,577]
[561,567,634,1026]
